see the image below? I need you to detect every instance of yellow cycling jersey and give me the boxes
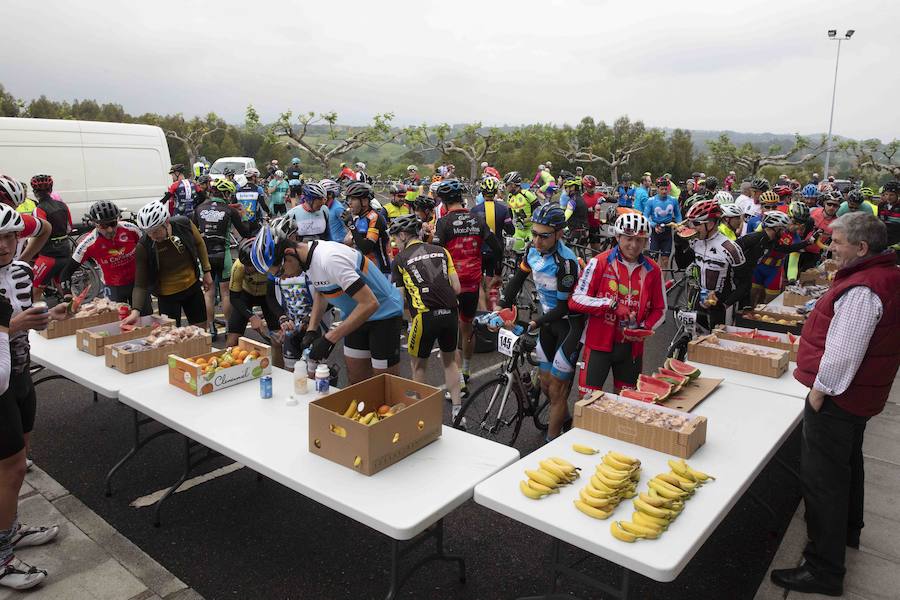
[385,202,411,220]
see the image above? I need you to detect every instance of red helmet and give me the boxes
[773,184,793,197]
[581,175,598,190]
[30,174,54,193]
[686,199,722,223]
[656,176,669,188]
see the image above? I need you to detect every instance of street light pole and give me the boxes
[823,29,854,180]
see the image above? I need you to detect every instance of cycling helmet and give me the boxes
[88,200,121,223]
[413,195,436,212]
[773,184,793,197]
[370,198,384,211]
[274,170,284,178]
[714,190,734,205]
[559,170,574,181]
[882,181,900,195]
[622,172,632,181]
[656,176,669,188]
[250,225,279,274]
[759,190,780,206]
[388,214,422,236]
[238,238,254,267]
[761,210,791,229]
[721,203,744,218]
[530,204,566,231]
[846,189,863,204]
[598,203,619,224]
[213,178,237,195]
[428,181,441,194]
[0,175,25,207]
[613,212,651,238]
[319,178,340,197]
[537,164,546,171]
[749,177,770,192]
[682,193,707,211]
[345,181,374,199]
[686,199,723,223]
[502,171,523,186]
[582,175,599,190]
[168,164,185,175]
[436,179,463,201]
[789,201,810,222]
[197,174,211,185]
[563,178,582,189]
[389,183,407,196]
[291,157,301,164]
[245,167,260,178]
[270,215,298,241]
[858,186,874,198]
[30,174,54,193]
[802,183,819,198]
[355,162,366,170]
[481,177,500,196]
[0,204,25,234]
[136,201,169,231]
[407,165,417,172]
[302,182,327,201]
[704,176,719,190]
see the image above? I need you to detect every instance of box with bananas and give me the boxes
[609,458,714,542]
[571,447,642,520]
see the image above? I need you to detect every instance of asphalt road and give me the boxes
[27,308,801,600]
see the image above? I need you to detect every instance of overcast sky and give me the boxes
[3,0,897,140]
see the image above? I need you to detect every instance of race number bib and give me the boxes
[498,328,519,357]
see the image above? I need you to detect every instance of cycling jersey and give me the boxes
[633,186,649,214]
[644,195,682,227]
[385,202,411,220]
[229,259,269,297]
[562,192,588,231]
[286,203,331,241]
[349,209,392,273]
[403,177,422,202]
[718,222,738,241]
[837,201,877,217]
[16,199,36,215]
[304,241,402,322]
[167,179,199,216]
[391,240,457,314]
[274,273,314,325]
[234,183,269,229]
[507,189,539,252]
[688,231,746,294]
[583,191,605,230]
[193,198,249,256]
[14,214,45,260]
[806,207,837,254]
[516,242,580,315]
[34,197,72,256]
[470,200,513,252]
[327,199,348,242]
[617,185,635,208]
[0,261,35,372]
[338,167,356,182]
[532,169,555,192]
[70,222,141,286]
[433,207,501,293]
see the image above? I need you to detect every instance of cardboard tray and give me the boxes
[574,391,707,458]
[168,337,271,395]
[105,333,212,374]
[687,334,789,378]
[783,291,821,307]
[76,315,173,356]
[39,310,120,339]
[799,269,831,286]
[656,376,723,413]
[714,325,799,361]
[736,311,805,335]
[308,374,442,476]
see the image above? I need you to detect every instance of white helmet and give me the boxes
[245,167,260,178]
[538,164,546,171]
[136,201,169,231]
[407,165,417,172]
[480,162,489,168]
[714,190,734,205]
[234,174,248,188]
[355,162,366,170]
[429,181,441,193]
[761,210,791,229]
[0,175,25,207]
[318,178,340,196]
[613,212,651,238]
[274,169,284,178]
[0,204,25,234]
[720,203,744,218]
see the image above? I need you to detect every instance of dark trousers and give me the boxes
[801,395,869,584]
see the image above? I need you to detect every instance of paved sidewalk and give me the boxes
[1,467,202,600]
[755,375,900,600]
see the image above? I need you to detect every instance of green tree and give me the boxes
[840,138,900,179]
[404,122,508,181]
[668,129,695,181]
[552,116,652,185]
[0,84,23,117]
[707,133,827,177]
[144,112,225,167]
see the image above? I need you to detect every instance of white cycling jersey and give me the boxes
[688,231,745,294]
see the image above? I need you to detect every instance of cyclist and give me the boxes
[704,176,719,196]
[225,239,280,348]
[286,182,331,241]
[724,170,736,192]
[644,177,682,273]
[385,184,411,220]
[531,164,556,202]
[193,178,253,336]
[581,175,606,251]
[123,201,212,327]
[787,201,815,277]
[504,171,539,254]
[286,158,304,203]
[343,182,391,274]
[163,164,199,217]
[192,156,209,179]
[804,191,841,259]
[470,177,512,310]
[740,176,770,220]
[30,175,73,299]
[0,176,51,263]
[560,177,589,244]
[877,181,900,256]
[354,162,373,184]
[633,175,651,214]
[837,189,878,217]
[718,203,746,241]
[433,179,503,391]
[234,168,270,234]
[801,183,820,208]
[498,204,582,441]
[251,224,403,384]
[319,179,347,243]
[749,210,808,305]
[569,212,665,394]
[267,170,290,215]
[680,199,746,328]
[338,162,356,183]
[746,189,782,232]
[773,183,794,208]
[617,173,635,207]
[412,195,438,243]
[390,214,463,421]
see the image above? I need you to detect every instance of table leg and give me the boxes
[105,407,178,496]
[383,519,466,600]
[516,537,632,600]
[31,365,104,403]
[153,436,223,527]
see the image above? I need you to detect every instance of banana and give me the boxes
[633,511,669,531]
[648,480,686,500]
[572,444,599,455]
[590,473,618,493]
[520,480,547,499]
[630,468,642,481]
[602,453,635,472]
[540,460,570,482]
[549,457,576,471]
[342,399,357,418]
[609,451,640,466]
[359,412,376,425]
[686,465,715,482]
[619,520,660,539]
[526,479,558,495]
[657,472,696,492]
[667,458,695,480]
[622,489,637,499]
[574,500,612,520]
[610,521,638,542]
[638,492,671,508]
[669,471,699,488]
[594,470,629,490]
[634,497,675,519]
[579,489,614,508]
[525,469,559,489]
[596,464,631,481]
[650,476,689,496]
[583,483,618,499]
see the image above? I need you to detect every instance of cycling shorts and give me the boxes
[535,319,580,381]
[407,308,458,359]
[208,251,233,285]
[227,293,280,334]
[344,316,402,369]
[584,344,642,391]
[457,290,479,323]
[105,284,134,304]
[33,255,71,288]
[752,262,783,291]
[0,371,36,460]
[649,227,674,255]
[157,281,207,326]
[271,203,287,216]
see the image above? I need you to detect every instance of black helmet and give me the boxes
[345,181,374,199]
[846,189,863,204]
[622,172,632,181]
[530,204,566,231]
[502,171,523,186]
[750,177,770,192]
[197,174,211,185]
[413,195,436,212]
[883,181,900,195]
[223,167,236,177]
[88,200,121,223]
[238,237,255,267]
[388,214,422,236]
[704,176,718,190]
[436,179,463,201]
[168,164,185,175]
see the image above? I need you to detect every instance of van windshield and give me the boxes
[210,162,246,175]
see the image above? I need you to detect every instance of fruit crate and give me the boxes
[735,310,805,335]
[687,334,789,378]
[713,325,799,362]
[105,333,212,374]
[168,337,272,395]
[40,310,120,339]
[76,315,173,356]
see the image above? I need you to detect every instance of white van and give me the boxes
[0,117,171,223]
[209,156,256,179]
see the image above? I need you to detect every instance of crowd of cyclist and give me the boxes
[0,156,899,589]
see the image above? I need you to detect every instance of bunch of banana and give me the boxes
[341,400,384,426]
[573,451,641,519]
[610,458,714,542]
[519,457,581,499]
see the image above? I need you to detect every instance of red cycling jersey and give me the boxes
[805,207,837,254]
[582,191,605,229]
[71,222,142,286]
[433,207,498,293]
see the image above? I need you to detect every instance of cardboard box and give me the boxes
[39,310,120,339]
[736,310,805,335]
[656,376,723,413]
[76,315,173,356]
[799,269,831,286]
[308,374,442,476]
[573,391,707,458]
[714,325,799,361]
[782,291,815,307]
[168,337,271,395]
[687,334,789,378]
[105,333,212,374]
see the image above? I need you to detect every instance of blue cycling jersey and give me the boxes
[520,242,580,313]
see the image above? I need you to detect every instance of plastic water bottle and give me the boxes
[315,364,330,395]
[304,348,316,380]
[282,330,297,370]
[288,357,307,406]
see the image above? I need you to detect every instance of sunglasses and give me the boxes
[532,231,555,240]
[97,221,117,230]
[824,202,839,207]
[688,219,707,227]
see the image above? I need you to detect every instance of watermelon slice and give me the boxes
[675,226,698,240]
[665,358,701,380]
[623,328,653,339]
[620,388,659,403]
[787,333,798,344]
[637,374,673,400]
[655,376,684,392]
[658,368,689,386]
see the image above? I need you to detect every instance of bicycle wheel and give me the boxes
[532,395,550,431]
[455,375,525,446]
[70,261,102,302]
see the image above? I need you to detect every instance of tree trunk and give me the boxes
[610,165,618,187]
[469,159,479,183]
[319,157,329,179]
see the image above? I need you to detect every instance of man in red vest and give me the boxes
[771,212,900,596]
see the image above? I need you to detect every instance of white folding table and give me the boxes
[686,360,809,399]
[117,368,520,599]
[29,330,127,399]
[474,381,804,599]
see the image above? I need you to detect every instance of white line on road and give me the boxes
[437,361,505,391]
[129,462,244,508]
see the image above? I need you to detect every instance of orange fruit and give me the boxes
[377,404,390,416]
[249,351,260,359]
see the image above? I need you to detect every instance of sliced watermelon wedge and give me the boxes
[787,333,799,344]
[655,376,684,391]
[637,374,673,400]
[658,368,689,386]
[665,358,701,379]
[619,388,659,403]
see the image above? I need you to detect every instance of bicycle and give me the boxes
[665,263,702,360]
[452,323,548,445]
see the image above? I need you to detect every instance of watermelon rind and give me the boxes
[619,388,659,403]
[665,358,701,379]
